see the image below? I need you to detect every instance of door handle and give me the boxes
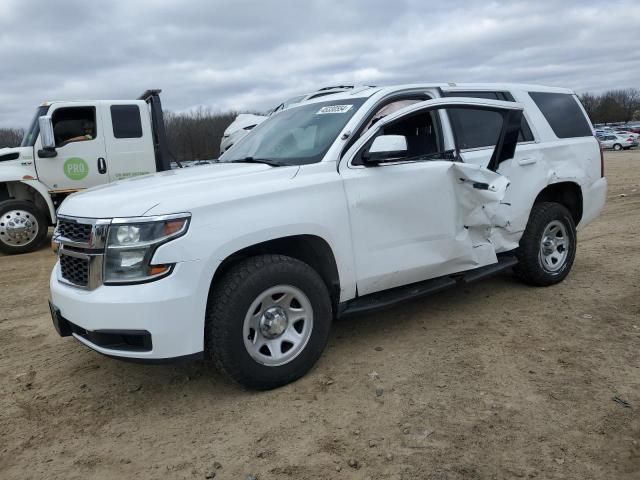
[518,157,537,166]
[97,157,107,174]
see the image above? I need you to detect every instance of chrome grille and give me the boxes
[57,219,92,243]
[60,254,89,286]
[56,216,111,290]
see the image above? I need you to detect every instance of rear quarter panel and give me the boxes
[494,90,603,244]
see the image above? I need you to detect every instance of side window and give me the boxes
[361,99,424,134]
[111,105,143,139]
[355,109,442,165]
[51,106,96,147]
[444,91,534,143]
[528,92,592,138]
[348,94,432,147]
[447,108,504,150]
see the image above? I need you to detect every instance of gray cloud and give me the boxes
[1,0,639,127]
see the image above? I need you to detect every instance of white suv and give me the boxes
[49,83,607,389]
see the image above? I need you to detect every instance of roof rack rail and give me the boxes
[317,85,355,91]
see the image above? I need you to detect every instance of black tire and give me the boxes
[613,143,622,151]
[514,202,576,286]
[0,200,48,255]
[205,254,332,390]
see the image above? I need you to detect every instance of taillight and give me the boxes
[599,142,605,177]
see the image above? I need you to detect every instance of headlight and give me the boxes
[103,213,190,284]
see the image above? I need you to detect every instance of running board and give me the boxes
[460,255,518,283]
[338,255,518,317]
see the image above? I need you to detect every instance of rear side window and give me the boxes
[444,91,534,144]
[111,105,143,139]
[528,92,592,138]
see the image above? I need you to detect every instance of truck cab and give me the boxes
[0,91,172,254]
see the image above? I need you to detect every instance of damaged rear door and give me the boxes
[339,98,523,295]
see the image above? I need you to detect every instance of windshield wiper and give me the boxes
[230,157,286,167]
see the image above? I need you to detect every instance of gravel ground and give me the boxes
[1,150,638,480]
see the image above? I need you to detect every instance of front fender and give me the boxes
[0,172,56,223]
[153,221,356,304]
[20,180,56,222]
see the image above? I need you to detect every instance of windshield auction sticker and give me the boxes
[317,105,354,115]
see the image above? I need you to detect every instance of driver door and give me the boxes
[35,103,109,191]
[339,98,523,295]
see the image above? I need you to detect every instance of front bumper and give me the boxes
[49,259,210,360]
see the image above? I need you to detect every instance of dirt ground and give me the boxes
[0,151,638,480]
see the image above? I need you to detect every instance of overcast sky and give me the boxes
[1,0,639,128]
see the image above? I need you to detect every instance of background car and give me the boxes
[613,130,640,140]
[597,133,638,150]
[219,113,267,153]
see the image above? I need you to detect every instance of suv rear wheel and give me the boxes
[205,254,332,390]
[0,200,48,255]
[514,202,577,286]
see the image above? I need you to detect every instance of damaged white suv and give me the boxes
[49,83,607,389]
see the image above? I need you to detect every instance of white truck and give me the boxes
[49,83,607,390]
[0,90,186,254]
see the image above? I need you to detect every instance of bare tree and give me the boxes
[580,88,640,124]
[615,88,640,122]
[164,108,237,161]
[579,92,599,121]
[0,128,24,148]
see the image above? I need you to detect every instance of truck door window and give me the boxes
[52,107,96,147]
[111,105,143,139]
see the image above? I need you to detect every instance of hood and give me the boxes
[58,162,299,218]
[0,146,29,162]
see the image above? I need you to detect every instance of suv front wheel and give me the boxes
[205,254,332,390]
[514,202,577,286]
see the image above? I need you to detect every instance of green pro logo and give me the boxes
[64,157,89,180]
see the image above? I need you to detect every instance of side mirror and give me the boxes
[362,135,408,165]
[38,115,57,157]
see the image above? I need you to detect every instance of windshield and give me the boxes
[219,98,367,166]
[20,105,49,147]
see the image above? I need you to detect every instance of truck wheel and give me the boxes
[514,202,576,286]
[205,254,332,390]
[0,200,48,255]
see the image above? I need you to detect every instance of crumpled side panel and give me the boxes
[450,163,517,251]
